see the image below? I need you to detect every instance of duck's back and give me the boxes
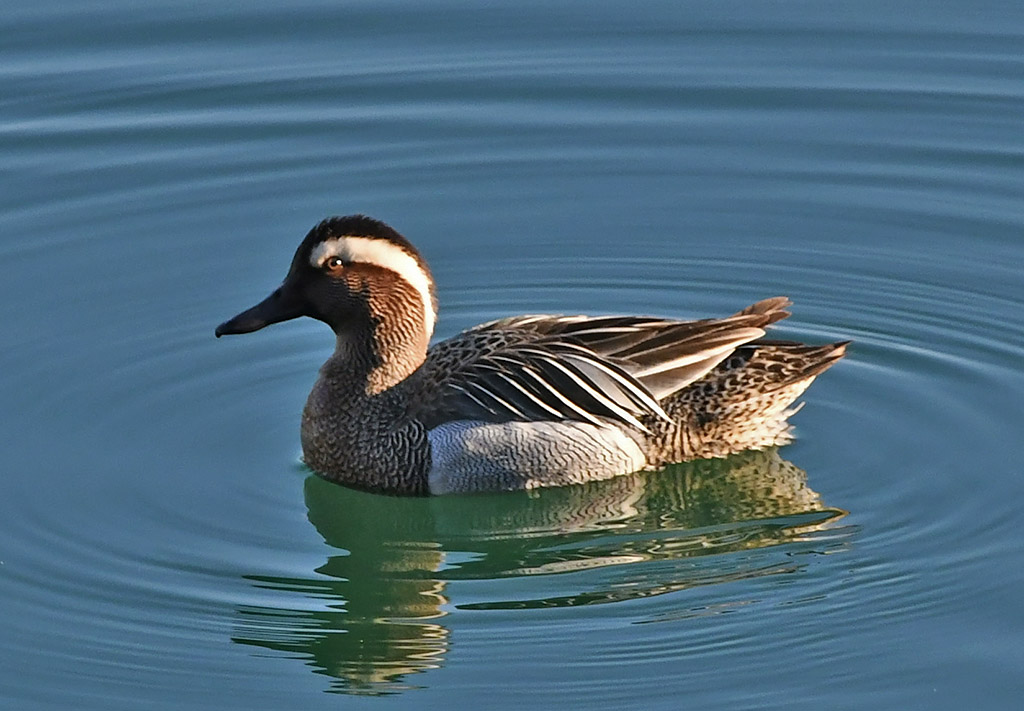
[407,298,847,493]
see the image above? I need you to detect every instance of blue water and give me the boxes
[2,1,1023,708]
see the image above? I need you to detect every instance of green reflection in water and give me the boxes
[232,449,848,694]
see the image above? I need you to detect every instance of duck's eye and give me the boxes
[325,256,345,270]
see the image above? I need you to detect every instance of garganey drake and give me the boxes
[216,215,848,495]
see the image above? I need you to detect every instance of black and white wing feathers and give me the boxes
[414,297,792,432]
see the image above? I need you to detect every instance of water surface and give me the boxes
[2,1,1023,708]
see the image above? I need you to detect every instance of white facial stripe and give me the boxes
[310,237,436,336]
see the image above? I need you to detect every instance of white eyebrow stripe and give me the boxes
[311,236,436,336]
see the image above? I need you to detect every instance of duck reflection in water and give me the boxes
[232,448,848,694]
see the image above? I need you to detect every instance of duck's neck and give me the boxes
[300,300,432,495]
[324,291,430,394]
[365,313,430,396]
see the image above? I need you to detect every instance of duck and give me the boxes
[216,215,848,496]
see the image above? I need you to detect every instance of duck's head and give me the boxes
[215,215,437,342]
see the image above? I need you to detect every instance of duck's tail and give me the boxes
[643,340,849,464]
